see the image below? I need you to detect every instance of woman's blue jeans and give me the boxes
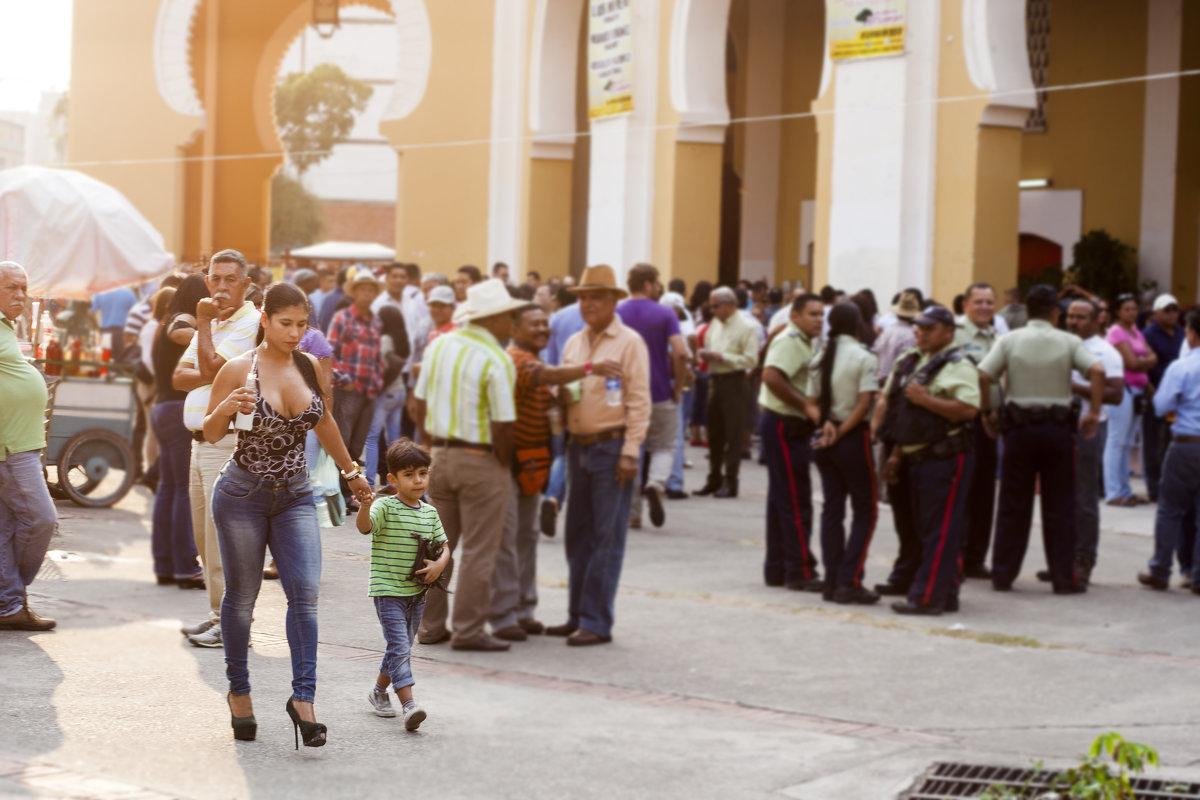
[1103,386,1142,500]
[212,462,321,702]
[364,389,406,487]
[149,400,200,579]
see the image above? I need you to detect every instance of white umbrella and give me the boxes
[290,240,396,261]
[0,166,175,298]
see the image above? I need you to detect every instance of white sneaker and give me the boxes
[188,622,222,648]
[403,703,426,731]
[368,689,396,718]
[180,617,215,637]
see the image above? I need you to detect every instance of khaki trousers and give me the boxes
[189,437,235,620]
[418,447,511,646]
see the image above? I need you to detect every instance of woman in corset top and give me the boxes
[203,283,373,750]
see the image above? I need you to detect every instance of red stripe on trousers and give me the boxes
[777,420,812,578]
[923,452,965,607]
[854,427,878,586]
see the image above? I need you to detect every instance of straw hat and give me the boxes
[891,290,922,320]
[453,278,535,323]
[566,264,629,299]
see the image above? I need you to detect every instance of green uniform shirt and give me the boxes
[954,318,1002,410]
[977,319,1097,407]
[0,317,48,460]
[885,344,981,454]
[758,323,814,418]
[707,311,760,374]
[805,334,879,422]
[363,496,447,597]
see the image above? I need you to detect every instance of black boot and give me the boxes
[714,478,738,498]
[693,477,722,496]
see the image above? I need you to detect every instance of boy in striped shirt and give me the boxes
[357,439,449,730]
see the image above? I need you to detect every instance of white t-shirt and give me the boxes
[1073,334,1123,422]
[769,306,791,332]
[138,318,159,375]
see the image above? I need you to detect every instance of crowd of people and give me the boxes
[1,252,1198,750]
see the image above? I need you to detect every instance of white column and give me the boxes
[486,0,528,272]
[586,0,661,273]
[825,3,939,301]
[736,0,783,283]
[1137,0,1182,293]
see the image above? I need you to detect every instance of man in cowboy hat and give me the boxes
[544,265,651,647]
[874,289,924,383]
[328,266,387,507]
[413,278,531,652]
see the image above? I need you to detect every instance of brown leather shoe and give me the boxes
[0,604,56,631]
[517,618,544,635]
[492,625,527,642]
[451,635,511,652]
[417,630,452,645]
[544,622,577,637]
[566,628,612,647]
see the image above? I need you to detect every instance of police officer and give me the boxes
[758,293,825,591]
[874,305,980,615]
[954,282,1002,579]
[1137,308,1200,590]
[977,285,1105,594]
[806,302,880,604]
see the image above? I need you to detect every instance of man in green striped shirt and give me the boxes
[412,279,530,652]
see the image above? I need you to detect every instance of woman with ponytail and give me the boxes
[806,301,881,605]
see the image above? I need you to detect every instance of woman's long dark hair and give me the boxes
[689,280,713,313]
[256,282,323,396]
[818,302,864,424]
[377,305,411,362]
[167,274,209,320]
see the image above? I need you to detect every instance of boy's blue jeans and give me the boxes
[374,594,426,690]
[212,462,321,702]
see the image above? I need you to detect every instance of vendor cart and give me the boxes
[43,370,138,508]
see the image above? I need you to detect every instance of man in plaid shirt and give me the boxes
[329,267,386,506]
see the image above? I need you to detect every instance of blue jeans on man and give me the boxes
[564,437,635,638]
[1147,442,1200,581]
[0,450,57,616]
[666,387,694,493]
[212,462,322,703]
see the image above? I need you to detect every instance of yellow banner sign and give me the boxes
[588,0,634,118]
[827,0,906,61]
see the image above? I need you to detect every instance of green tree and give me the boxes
[274,62,373,176]
[1068,229,1137,303]
[270,172,325,252]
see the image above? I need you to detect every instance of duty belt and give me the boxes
[1000,401,1076,431]
[903,428,973,466]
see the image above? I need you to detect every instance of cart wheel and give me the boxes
[56,430,136,508]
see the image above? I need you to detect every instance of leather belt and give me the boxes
[1175,435,1200,444]
[710,371,746,381]
[192,429,235,442]
[572,427,625,447]
[430,437,493,452]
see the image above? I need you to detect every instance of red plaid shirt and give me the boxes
[328,306,384,399]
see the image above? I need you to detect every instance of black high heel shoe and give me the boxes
[227,693,257,741]
[285,697,327,749]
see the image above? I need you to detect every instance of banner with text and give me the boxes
[588,0,634,118]
[827,0,906,61]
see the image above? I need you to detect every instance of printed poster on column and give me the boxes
[827,0,906,60]
[588,0,634,118]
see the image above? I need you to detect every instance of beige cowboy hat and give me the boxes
[891,289,922,320]
[453,278,536,323]
[566,264,629,299]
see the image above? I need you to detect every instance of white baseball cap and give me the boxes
[427,285,456,305]
[1153,293,1180,312]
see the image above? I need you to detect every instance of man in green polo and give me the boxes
[0,262,57,631]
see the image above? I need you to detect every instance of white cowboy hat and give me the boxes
[453,278,535,323]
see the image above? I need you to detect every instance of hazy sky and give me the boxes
[0,0,73,112]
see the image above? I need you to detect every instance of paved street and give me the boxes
[4,445,1199,799]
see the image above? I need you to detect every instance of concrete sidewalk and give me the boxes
[3,445,1198,799]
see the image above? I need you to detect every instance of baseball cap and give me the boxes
[291,268,318,285]
[913,305,956,327]
[428,285,456,305]
[1153,293,1180,312]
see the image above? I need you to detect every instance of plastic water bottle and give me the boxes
[235,369,257,431]
[605,376,622,407]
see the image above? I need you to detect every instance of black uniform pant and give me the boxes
[883,442,921,590]
[961,419,998,569]
[760,410,819,584]
[815,424,877,589]
[906,449,974,609]
[706,372,747,486]
[992,421,1079,591]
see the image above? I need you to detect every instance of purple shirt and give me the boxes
[618,298,681,403]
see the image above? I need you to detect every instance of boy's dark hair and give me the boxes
[386,438,432,473]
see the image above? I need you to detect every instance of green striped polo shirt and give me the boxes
[413,323,516,444]
[362,496,447,597]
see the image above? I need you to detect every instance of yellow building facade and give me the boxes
[68,0,1200,303]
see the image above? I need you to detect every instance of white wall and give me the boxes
[1018,189,1083,268]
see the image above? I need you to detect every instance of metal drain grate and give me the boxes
[901,762,1200,799]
